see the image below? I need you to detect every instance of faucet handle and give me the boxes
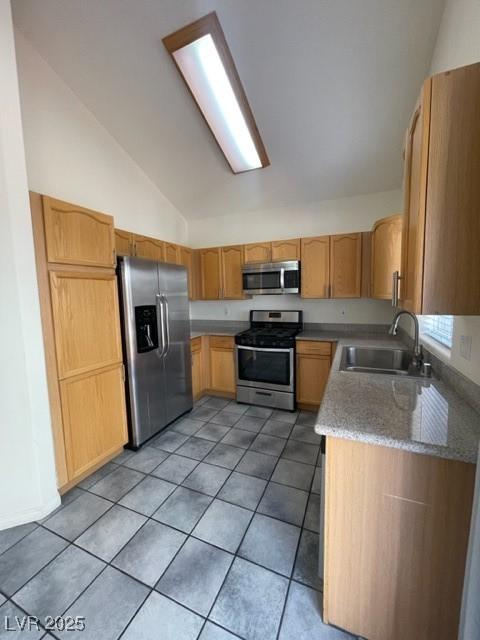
[420,362,432,378]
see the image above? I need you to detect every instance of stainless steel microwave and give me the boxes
[242,261,300,295]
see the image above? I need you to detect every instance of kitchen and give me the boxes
[1,1,480,640]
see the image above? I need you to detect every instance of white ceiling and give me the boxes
[12,0,445,221]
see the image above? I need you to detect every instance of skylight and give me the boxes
[163,12,269,174]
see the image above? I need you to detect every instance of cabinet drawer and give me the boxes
[209,335,234,350]
[296,340,332,355]
[191,337,202,353]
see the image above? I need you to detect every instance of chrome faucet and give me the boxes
[389,310,424,368]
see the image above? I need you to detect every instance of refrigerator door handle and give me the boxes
[163,295,171,356]
[155,294,166,358]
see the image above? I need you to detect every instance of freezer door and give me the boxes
[120,257,167,446]
[158,263,193,424]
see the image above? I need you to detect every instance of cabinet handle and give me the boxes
[392,271,403,307]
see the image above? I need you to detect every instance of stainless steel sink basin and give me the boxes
[340,346,423,377]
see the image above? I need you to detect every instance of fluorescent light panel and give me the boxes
[163,13,268,174]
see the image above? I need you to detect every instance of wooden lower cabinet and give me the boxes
[190,337,204,401]
[209,336,236,395]
[60,364,128,482]
[324,438,475,640]
[296,341,331,408]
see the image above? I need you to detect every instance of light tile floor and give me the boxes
[0,397,356,640]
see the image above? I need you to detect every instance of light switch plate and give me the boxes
[460,335,472,360]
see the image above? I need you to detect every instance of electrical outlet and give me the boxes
[460,335,472,360]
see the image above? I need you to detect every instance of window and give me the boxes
[163,12,269,174]
[420,315,454,348]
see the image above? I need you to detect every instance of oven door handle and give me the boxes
[236,345,292,354]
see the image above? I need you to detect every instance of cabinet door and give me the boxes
[43,196,115,267]
[330,233,362,298]
[244,242,271,264]
[115,228,134,257]
[200,248,221,299]
[400,80,431,313]
[324,438,475,640]
[371,215,403,300]
[221,246,244,299]
[296,353,331,407]
[301,236,330,298]
[422,65,480,314]
[165,242,180,264]
[179,246,194,299]
[209,348,235,394]
[271,239,300,262]
[209,337,235,394]
[134,234,165,261]
[191,338,203,400]
[60,363,128,480]
[50,270,123,379]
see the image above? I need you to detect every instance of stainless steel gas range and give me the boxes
[235,310,303,411]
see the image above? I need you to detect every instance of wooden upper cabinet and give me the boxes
[43,196,115,267]
[60,363,128,481]
[422,63,480,314]
[114,228,134,257]
[134,234,165,262]
[301,236,330,298]
[179,246,195,299]
[49,270,123,380]
[371,214,403,300]
[165,242,180,264]
[271,239,300,262]
[330,233,362,298]
[200,248,221,299]
[244,242,272,264]
[399,80,431,313]
[221,246,244,299]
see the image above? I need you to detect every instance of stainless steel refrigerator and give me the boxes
[117,256,192,448]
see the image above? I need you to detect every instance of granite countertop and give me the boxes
[315,335,480,463]
[190,321,248,339]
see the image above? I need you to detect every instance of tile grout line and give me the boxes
[2,401,321,639]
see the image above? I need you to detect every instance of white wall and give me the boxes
[14,30,188,243]
[0,0,59,529]
[188,189,403,247]
[421,0,480,386]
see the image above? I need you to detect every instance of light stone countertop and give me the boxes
[190,328,240,338]
[315,335,480,463]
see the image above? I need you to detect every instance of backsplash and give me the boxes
[190,296,395,324]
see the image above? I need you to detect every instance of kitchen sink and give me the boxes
[340,346,423,377]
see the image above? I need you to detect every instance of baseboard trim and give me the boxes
[0,493,60,531]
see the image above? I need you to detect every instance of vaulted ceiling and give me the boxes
[12,0,445,220]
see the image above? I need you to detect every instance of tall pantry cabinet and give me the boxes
[31,194,128,491]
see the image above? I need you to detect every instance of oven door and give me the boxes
[236,345,294,392]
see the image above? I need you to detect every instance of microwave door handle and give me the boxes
[279,268,285,292]
[155,294,166,358]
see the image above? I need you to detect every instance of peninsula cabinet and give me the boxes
[296,341,332,409]
[31,193,128,491]
[400,61,480,314]
[371,214,402,300]
[323,438,475,640]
